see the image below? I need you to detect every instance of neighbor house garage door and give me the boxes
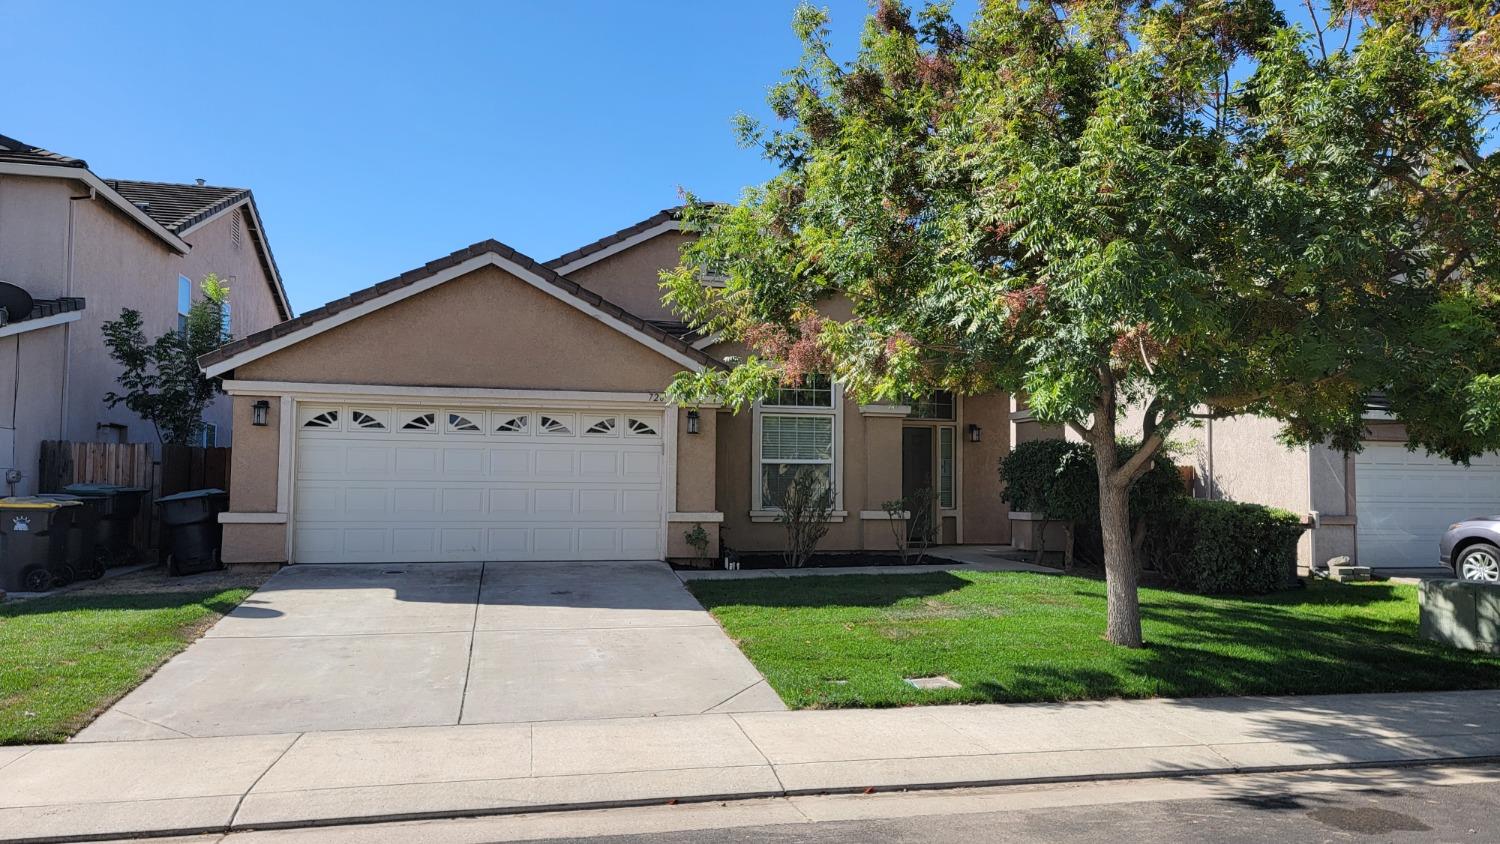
[1356,443,1500,567]
[292,403,665,563]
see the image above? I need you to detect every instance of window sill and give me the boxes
[749,510,848,524]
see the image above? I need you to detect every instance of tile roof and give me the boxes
[2,296,86,328]
[0,133,87,168]
[199,239,725,372]
[28,297,86,320]
[544,207,684,270]
[103,179,250,233]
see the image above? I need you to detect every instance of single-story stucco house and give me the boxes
[201,209,1016,566]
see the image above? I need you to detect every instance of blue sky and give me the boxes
[2,1,893,313]
[1,2,1392,316]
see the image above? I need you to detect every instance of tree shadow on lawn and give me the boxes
[976,591,1500,703]
[689,571,974,610]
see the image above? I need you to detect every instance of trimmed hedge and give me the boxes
[1145,498,1305,594]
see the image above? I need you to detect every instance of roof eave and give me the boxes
[0,161,191,254]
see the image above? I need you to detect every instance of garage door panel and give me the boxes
[1357,444,1500,567]
[395,447,439,475]
[490,450,530,476]
[622,452,661,477]
[294,402,664,563]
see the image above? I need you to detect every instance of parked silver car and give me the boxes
[1441,517,1500,581]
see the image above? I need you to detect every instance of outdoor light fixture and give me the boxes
[686,409,701,435]
[251,400,270,427]
[967,423,982,443]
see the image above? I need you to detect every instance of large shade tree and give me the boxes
[664,0,1500,646]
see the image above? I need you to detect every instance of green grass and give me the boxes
[688,572,1500,709]
[0,589,252,744]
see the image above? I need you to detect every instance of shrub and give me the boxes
[999,439,1184,567]
[776,468,834,568]
[1144,499,1305,594]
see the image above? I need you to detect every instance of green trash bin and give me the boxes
[0,497,83,592]
[63,483,149,565]
[37,493,107,580]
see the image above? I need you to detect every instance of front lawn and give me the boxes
[1,587,253,744]
[688,572,1500,708]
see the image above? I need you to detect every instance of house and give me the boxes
[201,208,1016,565]
[1005,400,1500,573]
[0,132,291,495]
[1178,412,1499,573]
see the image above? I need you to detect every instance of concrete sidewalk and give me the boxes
[4,690,1500,843]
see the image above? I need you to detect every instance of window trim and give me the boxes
[177,275,192,333]
[751,380,845,518]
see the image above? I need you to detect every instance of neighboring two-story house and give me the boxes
[0,132,291,495]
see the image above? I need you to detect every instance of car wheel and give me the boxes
[1458,543,1500,583]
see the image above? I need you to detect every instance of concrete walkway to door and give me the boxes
[74,561,784,741]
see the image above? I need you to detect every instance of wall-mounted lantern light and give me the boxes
[686,409,701,435]
[967,423,982,443]
[251,400,271,427]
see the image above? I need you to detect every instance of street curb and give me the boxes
[13,753,1500,844]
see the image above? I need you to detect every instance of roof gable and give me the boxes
[200,239,722,378]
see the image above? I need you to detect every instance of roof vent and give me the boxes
[132,201,150,212]
[195,178,205,186]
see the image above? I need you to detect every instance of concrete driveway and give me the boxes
[74,561,783,741]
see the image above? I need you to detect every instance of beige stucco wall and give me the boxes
[227,394,281,512]
[222,522,289,565]
[567,231,694,322]
[180,209,285,443]
[0,171,286,497]
[963,392,1012,544]
[238,265,685,391]
[675,406,716,512]
[0,326,68,496]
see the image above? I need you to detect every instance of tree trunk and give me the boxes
[1086,406,1145,648]
[1096,475,1143,647]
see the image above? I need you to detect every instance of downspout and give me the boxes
[1205,415,1215,499]
[62,186,96,441]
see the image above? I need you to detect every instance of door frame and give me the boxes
[899,395,964,544]
[225,380,676,564]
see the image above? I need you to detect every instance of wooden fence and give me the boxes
[37,441,231,554]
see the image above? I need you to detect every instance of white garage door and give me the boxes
[1356,443,1500,567]
[292,403,665,563]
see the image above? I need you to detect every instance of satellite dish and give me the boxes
[0,282,35,328]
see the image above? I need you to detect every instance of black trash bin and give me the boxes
[63,483,149,565]
[156,489,228,575]
[0,496,83,592]
[37,493,107,580]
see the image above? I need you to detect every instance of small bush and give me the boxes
[1145,499,1305,594]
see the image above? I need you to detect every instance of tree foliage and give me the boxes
[102,275,230,445]
[663,0,1500,645]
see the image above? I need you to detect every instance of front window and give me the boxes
[760,414,834,508]
[907,391,955,420]
[768,374,833,408]
[199,423,218,447]
[756,375,838,510]
[938,426,955,508]
[220,297,232,340]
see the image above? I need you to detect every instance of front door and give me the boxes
[901,426,935,543]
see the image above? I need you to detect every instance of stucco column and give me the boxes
[857,404,909,550]
[667,404,721,561]
[220,394,289,565]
